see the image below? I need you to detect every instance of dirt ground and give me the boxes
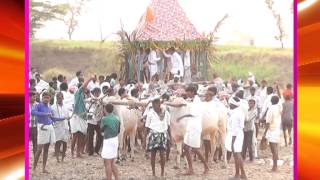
[29,134,293,180]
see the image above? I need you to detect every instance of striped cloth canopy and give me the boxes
[135,0,203,41]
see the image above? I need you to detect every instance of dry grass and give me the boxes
[30,40,293,83]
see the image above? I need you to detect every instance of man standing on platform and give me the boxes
[163,47,184,79]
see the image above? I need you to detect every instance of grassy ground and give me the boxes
[30,40,293,84]
[210,45,293,83]
[30,39,118,49]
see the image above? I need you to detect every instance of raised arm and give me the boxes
[152,51,161,62]
[148,51,161,64]
[108,100,148,107]
[164,101,187,108]
[50,108,65,122]
[82,75,96,90]
[162,51,171,58]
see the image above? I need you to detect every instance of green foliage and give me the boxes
[30,0,68,38]
[209,45,293,83]
[30,40,293,83]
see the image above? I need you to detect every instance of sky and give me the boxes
[35,0,293,48]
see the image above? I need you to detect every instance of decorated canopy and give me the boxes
[135,0,203,41]
[119,0,214,81]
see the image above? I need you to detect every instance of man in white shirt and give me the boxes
[35,73,49,93]
[263,95,282,172]
[57,74,64,91]
[59,82,74,117]
[163,47,184,78]
[225,97,247,180]
[69,70,84,89]
[88,78,100,92]
[29,67,37,80]
[113,78,125,95]
[52,92,70,162]
[260,86,282,124]
[148,48,161,80]
[236,90,249,117]
[145,98,171,177]
[258,80,268,114]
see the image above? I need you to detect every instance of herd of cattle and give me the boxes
[101,86,229,169]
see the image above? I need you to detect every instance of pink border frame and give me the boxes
[23,0,298,179]
[25,0,30,179]
[293,0,298,179]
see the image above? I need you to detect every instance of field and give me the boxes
[29,40,293,179]
[30,40,293,85]
[29,130,293,180]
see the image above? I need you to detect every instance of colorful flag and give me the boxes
[146,6,154,23]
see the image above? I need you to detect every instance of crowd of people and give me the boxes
[29,64,293,179]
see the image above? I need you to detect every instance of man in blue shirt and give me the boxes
[32,92,64,173]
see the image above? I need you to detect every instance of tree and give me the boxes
[60,0,89,40]
[30,0,67,38]
[265,0,286,48]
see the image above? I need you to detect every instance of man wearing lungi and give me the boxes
[145,97,171,177]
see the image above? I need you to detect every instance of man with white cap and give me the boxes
[225,96,247,180]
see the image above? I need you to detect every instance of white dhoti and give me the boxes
[37,124,56,145]
[101,136,119,159]
[149,64,158,78]
[266,129,281,143]
[184,117,202,148]
[54,121,70,142]
[184,130,201,148]
[184,66,191,84]
[225,131,244,153]
[70,114,88,135]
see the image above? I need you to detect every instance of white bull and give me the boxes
[167,97,228,168]
[103,96,145,161]
[117,106,142,161]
